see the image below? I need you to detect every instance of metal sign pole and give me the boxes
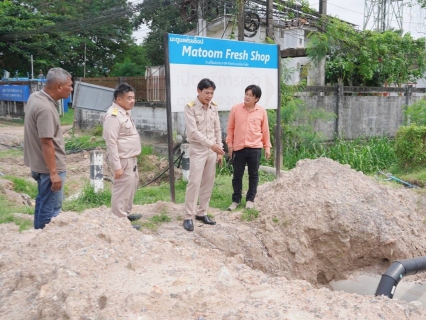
[164,32,176,202]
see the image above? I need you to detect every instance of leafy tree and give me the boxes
[307,17,426,86]
[110,45,148,76]
[0,0,137,77]
[133,0,195,65]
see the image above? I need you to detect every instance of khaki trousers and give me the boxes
[111,157,139,218]
[184,144,217,220]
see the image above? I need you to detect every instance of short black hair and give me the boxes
[245,84,262,100]
[114,83,135,100]
[197,78,216,91]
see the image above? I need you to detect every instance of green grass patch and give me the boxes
[0,148,23,159]
[3,175,37,198]
[139,212,172,231]
[241,208,259,221]
[62,183,111,212]
[65,134,106,153]
[0,194,33,231]
[283,136,396,174]
[60,109,75,126]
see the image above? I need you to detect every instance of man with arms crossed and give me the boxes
[24,67,73,229]
[183,78,225,231]
[226,84,271,210]
[103,83,142,228]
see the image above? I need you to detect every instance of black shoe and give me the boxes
[195,215,216,225]
[183,219,194,231]
[132,224,141,230]
[127,213,142,221]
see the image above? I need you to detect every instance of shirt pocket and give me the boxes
[195,112,205,125]
[120,120,133,135]
[248,118,262,133]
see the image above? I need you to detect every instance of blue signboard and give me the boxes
[168,34,278,69]
[0,85,30,102]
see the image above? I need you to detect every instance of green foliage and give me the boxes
[283,136,396,173]
[133,0,195,65]
[65,133,106,153]
[110,44,148,76]
[241,208,259,221]
[404,99,426,126]
[1,0,135,77]
[394,125,426,170]
[62,184,111,212]
[139,212,172,231]
[60,109,75,126]
[0,194,33,231]
[307,17,426,86]
[3,175,37,198]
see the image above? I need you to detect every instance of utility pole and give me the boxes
[84,42,86,78]
[319,0,327,15]
[266,0,274,39]
[238,0,244,41]
[196,0,206,36]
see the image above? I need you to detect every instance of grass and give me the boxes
[0,194,33,231]
[241,208,259,221]
[65,134,106,153]
[283,136,396,174]
[62,183,112,212]
[60,108,75,126]
[3,175,37,198]
[139,212,172,231]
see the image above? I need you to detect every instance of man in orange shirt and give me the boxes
[226,85,271,210]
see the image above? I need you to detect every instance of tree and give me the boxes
[0,0,136,77]
[133,0,195,65]
[110,45,148,76]
[307,17,426,86]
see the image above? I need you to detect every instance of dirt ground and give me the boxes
[1,122,426,319]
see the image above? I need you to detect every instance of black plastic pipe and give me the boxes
[375,256,426,298]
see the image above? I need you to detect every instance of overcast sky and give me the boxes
[307,0,426,37]
[131,0,426,43]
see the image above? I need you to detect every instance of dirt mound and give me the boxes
[1,202,426,319]
[253,158,426,284]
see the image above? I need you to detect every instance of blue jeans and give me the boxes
[31,171,66,229]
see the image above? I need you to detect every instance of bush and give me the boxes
[405,99,426,126]
[394,124,426,170]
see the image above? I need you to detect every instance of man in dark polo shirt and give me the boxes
[24,67,73,229]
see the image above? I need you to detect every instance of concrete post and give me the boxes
[180,143,190,181]
[90,150,104,193]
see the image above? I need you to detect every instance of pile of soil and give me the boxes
[1,158,426,319]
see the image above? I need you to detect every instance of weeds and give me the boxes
[62,184,111,212]
[241,208,259,221]
[140,212,172,231]
[3,175,37,198]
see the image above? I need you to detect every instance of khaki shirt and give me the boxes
[103,103,141,170]
[184,97,222,148]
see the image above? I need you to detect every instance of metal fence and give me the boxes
[81,76,164,102]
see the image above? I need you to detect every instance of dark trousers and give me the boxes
[232,148,261,203]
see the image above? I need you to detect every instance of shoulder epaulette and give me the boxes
[187,101,196,107]
[111,107,118,116]
[211,101,218,106]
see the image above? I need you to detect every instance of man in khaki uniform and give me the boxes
[103,83,142,228]
[183,78,225,232]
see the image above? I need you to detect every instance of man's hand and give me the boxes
[228,146,233,158]
[114,168,124,179]
[217,154,223,165]
[265,149,271,160]
[211,143,225,156]
[50,173,62,191]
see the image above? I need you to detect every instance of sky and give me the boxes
[131,0,426,43]
[307,0,426,38]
